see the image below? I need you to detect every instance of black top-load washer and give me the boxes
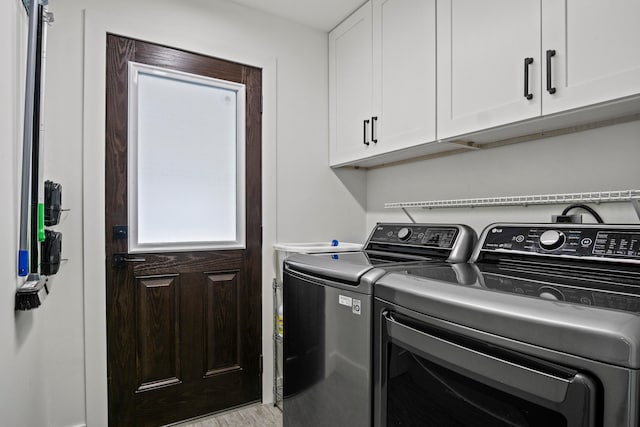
[374,223,640,427]
[282,223,477,427]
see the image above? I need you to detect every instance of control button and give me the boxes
[397,227,412,241]
[352,299,361,315]
[515,235,525,243]
[417,232,424,239]
[581,238,593,247]
[386,231,393,237]
[579,296,592,305]
[539,230,566,251]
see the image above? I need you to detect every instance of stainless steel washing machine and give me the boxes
[374,223,640,427]
[282,223,477,427]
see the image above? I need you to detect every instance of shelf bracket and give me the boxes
[401,207,416,224]
[632,198,640,221]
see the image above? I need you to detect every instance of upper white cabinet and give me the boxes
[329,0,436,167]
[330,0,640,168]
[436,0,542,140]
[371,0,437,154]
[542,0,640,115]
[437,0,640,141]
[329,3,373,165]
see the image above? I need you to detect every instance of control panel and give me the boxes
[367,224,460,249]
[481,225,640,260]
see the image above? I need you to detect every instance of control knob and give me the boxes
[397,227,412,241]
[539,230,566,251]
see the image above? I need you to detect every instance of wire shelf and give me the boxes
[385,190,640,210]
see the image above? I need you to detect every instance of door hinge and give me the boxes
[259,354,263,374]
[260,95,263,114]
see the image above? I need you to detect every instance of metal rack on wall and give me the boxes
[272,278,283,410]
[385,190,640,222]
[15,0,59,311]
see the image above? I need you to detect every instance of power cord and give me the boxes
[561,203,604,223]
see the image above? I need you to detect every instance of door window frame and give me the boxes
[127,62,247,253]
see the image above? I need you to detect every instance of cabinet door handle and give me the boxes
[363,119,370,146]
[524,57,534,100]
[546,49,556,94]
[371,116,378,143]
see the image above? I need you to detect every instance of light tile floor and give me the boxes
[174,404,282,427]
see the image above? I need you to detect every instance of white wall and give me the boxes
[367,120,640,233]
[43,0,366,425]
[0,0,48,426]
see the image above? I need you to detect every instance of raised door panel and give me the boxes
[372,0,436,154]
[329,2,373,166]
[437,0,542,140]
[136,275,181,391]
[542,0,640,114]
[204,272,240,375]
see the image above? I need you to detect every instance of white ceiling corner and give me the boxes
[227,0,366,31]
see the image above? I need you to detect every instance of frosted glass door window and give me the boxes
[128,62,246,253]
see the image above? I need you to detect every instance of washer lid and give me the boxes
[284,252,380,286]
[375,270,640,368]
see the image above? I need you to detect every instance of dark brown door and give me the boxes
[105,34,262,427]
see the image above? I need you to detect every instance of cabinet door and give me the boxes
[371,0,436,154]
[437,0,541,140]
[329,3,373,166]
[542,0,640,114]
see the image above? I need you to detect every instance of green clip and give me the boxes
[38,203,45,241]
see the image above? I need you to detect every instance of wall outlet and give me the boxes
[552,214,583,223]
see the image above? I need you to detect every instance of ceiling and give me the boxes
[227,0,365,31]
